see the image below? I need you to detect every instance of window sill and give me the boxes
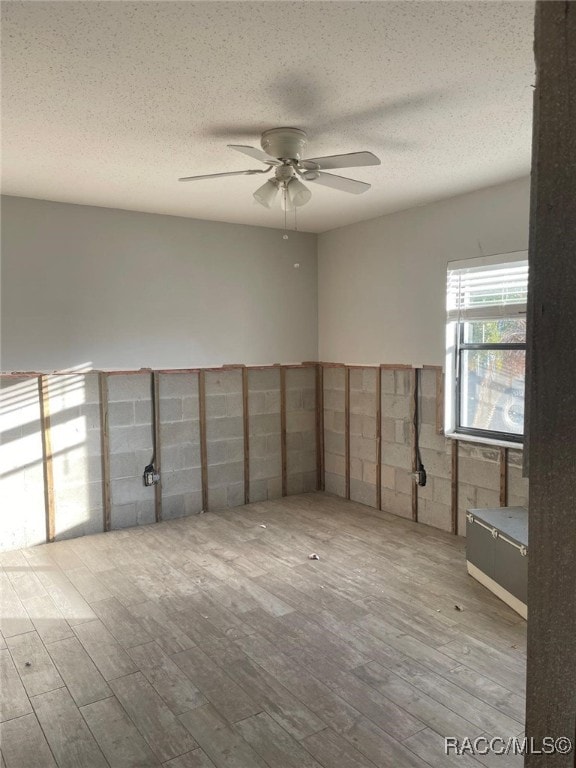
[445,431,524,451]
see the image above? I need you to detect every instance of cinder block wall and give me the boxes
[49,373,103,540]
[0,377,46,550]
[159,373,202,518]
[205,370,245,510]
[248,368,282,502]
[380,369,413,520]
[108,374,156,529]
[285,367,317,495]
[349,368,378,508]
[323,367,346,497]
[320,364,529,537]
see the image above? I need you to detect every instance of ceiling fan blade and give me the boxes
[178,169,269,182]
[228,144,280,165]
[301,151,380,171]
[305,171,370,195]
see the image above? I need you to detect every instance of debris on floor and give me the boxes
[454,604,464,611]
[259,524,267,528]
[309,553,320,560]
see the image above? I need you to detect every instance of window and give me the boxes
[445,252,528,445]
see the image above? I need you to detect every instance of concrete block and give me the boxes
[182,396,200,420]
[162,495,188,520]
[395,419,409,445]
[111,502,137,529]
[457,508,467,538]
[395,468,414,496]
[325,452,346,477]
[350,457,363,481]
[227,483,245,508]
[349,369,364,392]
[208,487,228,510]
[459,456,499,491]
[362,461,377,486]
[286,433,302,451]
[266,434,282,455]
[475,487,500,509]
[302,389,316,411]
[160,374,198,398]
[420,397,437,427]
[207,416,243,440]
[381,488,412,519]
[323,367,345,391]
[287,474,304,495]
[420,369,438,399]
[184,492,204,515]
[286,390,302,411]
[209,461,244,486]
[286,368,315,390]
[361,416,377,439]
[83,374,101,404]
[248,369,281,392]
[109,425,152,454]
[247,391,266,415]
[162,468,202,495]
[137,500,155,525]
[226,438,245,463]
[111,477,152,505]
[419,423,448,453]
[226,393,244,417]
[458,482,477,516]
[381,442,411,469]
[302,471,317,492]
[52,453,102,487]
[323,390,345,411]
[432,476,452,507]
[350,435,377,462]
[395,371,412,396]
[286,411,315,433]
[249,436,267,458]
[350,414,363,437]
[108,374,152,402]
[250,455,282,481]
[207,441,228,465]
[250,413,280,437]
[419,500,451,532]
[324,431,345,457]
[350,391,376,418]
[333,411,346,433]
[419,447,451,480]
[206,371,242,395]
[265,391,281,413]
[301,449,317,473]
[507,448,524,468]
[158,398,183,422]
[381,370,395,395]
[162,421,199,447]
[416,476,434,501]
[83,404,101,430]
[458,442,499,464]
[381,394,410,420]
[351,479,377,509]
[325,472,346,497]
[381,418,396,443]
[249,480,268,503]
[109,401,135,427]
[508,464,529,504]
[206,395,227,418]
[267,477,283,499]
[381,464,396,490]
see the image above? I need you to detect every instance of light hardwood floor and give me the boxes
[0,493,527,768]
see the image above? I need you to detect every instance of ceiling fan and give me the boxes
[179,127,380,210]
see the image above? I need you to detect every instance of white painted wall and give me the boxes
[1,196,318,371]
[318,177,530,366]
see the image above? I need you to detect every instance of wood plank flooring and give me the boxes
[0,493,527,768]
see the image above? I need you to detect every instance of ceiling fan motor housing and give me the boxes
[261,127,307,161]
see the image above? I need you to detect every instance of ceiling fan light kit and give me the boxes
[178,127,381,213]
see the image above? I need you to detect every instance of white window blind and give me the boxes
[447,254,529,322]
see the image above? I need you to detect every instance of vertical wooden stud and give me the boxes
[315,364,324,491]
[99,372,112,532]
[376,366,382,511]
[345,366,351,500]
[451,439,459,535]
[38,375,55,543]
[435,368,445,434]
[280,366,287,497]
[152,372,162,523]
[499,447,508,507]
[198,370,209,512]
[410,368,418,522]
[242,366,250,505]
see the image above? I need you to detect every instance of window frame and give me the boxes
[444,252,528,448]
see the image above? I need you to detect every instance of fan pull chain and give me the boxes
[283,185,289,240]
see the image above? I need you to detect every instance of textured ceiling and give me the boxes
[1,1,535,233]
